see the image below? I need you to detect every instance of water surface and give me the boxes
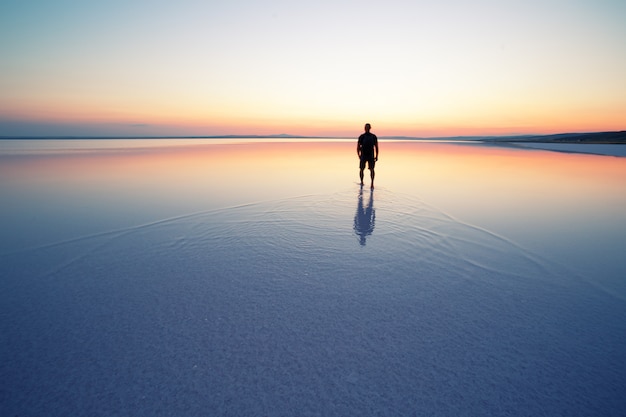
[1,139,625,416]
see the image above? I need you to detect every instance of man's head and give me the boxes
[364,123,371,132]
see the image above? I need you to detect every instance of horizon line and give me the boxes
[1,129,625,142]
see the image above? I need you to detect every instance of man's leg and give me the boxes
[370,168,375,189]
[359,158,365,185]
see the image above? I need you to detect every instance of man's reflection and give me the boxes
[354,188,375,246]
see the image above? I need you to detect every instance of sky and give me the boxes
[1,0,625,137]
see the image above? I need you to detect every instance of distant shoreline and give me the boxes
[0,130,624,144]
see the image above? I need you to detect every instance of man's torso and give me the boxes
[359,133,377,158]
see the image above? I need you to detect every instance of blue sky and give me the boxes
[1,0,625,136]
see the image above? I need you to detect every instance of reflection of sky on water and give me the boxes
[0,140,626,273]
[1,139,625,287]
[0,141,353,251]
[2,139,624,291]
[1,139,625,415]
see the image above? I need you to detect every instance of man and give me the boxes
[357,123,379,189]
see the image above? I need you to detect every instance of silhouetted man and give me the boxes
[357,123,379,188]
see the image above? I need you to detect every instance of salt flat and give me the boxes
[1,139,625,416]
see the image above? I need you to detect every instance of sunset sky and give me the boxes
[1,0,625,137]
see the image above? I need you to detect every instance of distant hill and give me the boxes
[482,131,626,144]
[382,131,626,144]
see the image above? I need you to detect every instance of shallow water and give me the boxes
[1,139,625,416]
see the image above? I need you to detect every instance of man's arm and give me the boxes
[374,140,379,161]
[356,139,362,158]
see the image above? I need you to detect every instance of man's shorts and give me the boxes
[360,156,376,170]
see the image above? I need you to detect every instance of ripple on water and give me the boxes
[3,188,624,417]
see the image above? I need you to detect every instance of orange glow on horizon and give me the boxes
[3,94,624,138]
[4,115,624,139]
[2,2,625,139]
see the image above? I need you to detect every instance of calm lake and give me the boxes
[1,139,625,416]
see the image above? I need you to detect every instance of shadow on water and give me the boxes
[353,186,375,246]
